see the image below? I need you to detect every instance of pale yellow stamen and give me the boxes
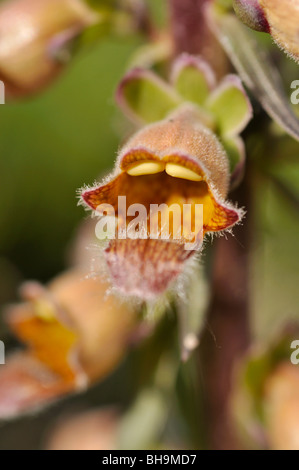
[127,161,165,176]
[34,299,56,322]
[165,163,203,181]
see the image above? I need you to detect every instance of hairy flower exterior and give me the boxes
[234,0,299,63]
[81,105,243,300]
[260,0,299,63]
[233,0,270,33]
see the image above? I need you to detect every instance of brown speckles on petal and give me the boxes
[105,239,196,299]
[208,200,241,232]
[82,174,126,211]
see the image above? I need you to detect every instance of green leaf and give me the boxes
[117,388,168,450]
[117,352,178,449]
[221,135,245,187]
[207,75,253,136]
[172,54,216,106]
[177,265,210,361]
[215,14,299,142]
[252,173,299,341]
[116,68,182,124]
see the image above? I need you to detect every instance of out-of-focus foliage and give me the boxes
[0,37,140,282]
[250,133,299,341]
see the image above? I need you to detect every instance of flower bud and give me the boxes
[0,0,97,97]
[234,0,299,63]
[233,0,270,33]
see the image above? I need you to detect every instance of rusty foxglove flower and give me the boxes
[81,104,244,300]
[0,269,137,419]
[233,0,299,63]
[0,0,98,97]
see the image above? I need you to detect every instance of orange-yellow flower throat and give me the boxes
[81,105,242,299]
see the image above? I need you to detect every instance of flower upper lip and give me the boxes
[81,155,239,237]
[120,148,206,182]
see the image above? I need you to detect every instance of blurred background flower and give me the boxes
[45,407,119,450]
[231,326,299,450]
[0,268,139,419]
[0,0,98,97]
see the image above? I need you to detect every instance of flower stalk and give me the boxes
[169,0,228,77]
[169,0,251,449]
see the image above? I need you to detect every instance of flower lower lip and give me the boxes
[105,238,197,299]
[126,161,203,182]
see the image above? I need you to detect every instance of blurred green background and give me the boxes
[0,36,143,449]
[0,0,299,449]
[0,37,140,290]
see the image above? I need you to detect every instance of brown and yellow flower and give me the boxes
[81,104,243,300]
